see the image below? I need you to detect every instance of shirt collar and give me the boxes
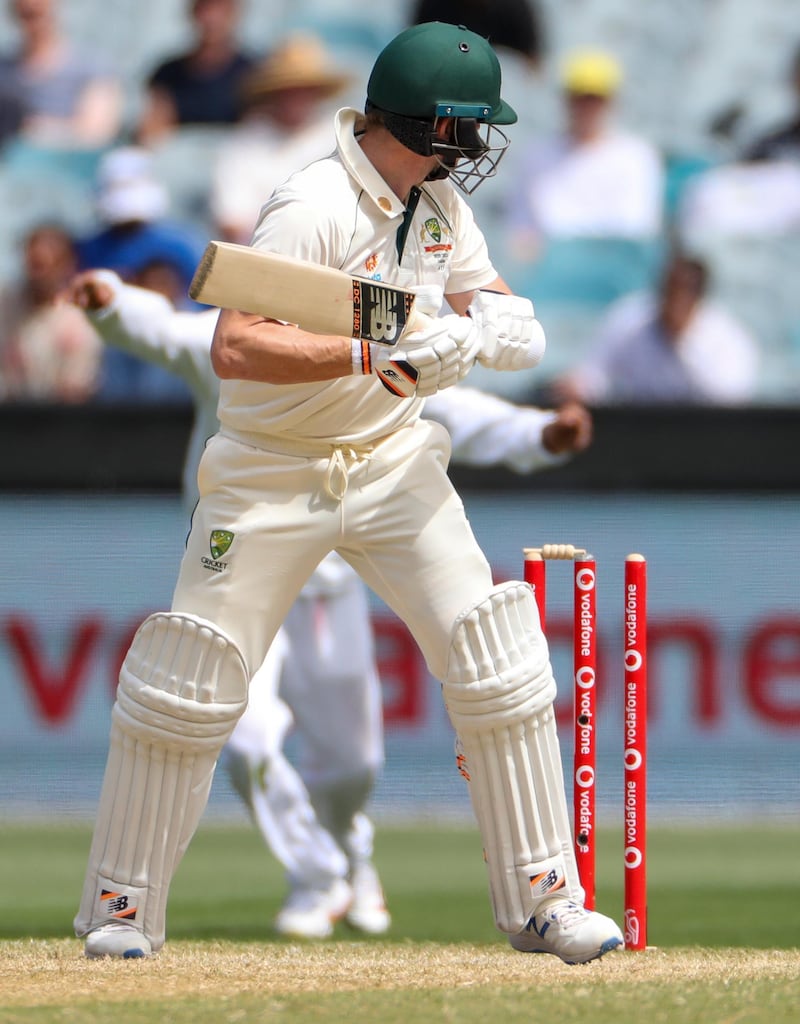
[334,108,406,220]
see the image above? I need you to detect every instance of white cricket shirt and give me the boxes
[216,107,499,445]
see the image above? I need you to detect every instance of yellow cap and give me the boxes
[560,50,622,97]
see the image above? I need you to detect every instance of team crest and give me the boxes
[423,218,442,243]
[209,530,234,559]
[420,217,453,266]
[364,252,380,274]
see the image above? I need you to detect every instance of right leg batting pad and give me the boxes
[74,612,249,951]
[442,582,583,934]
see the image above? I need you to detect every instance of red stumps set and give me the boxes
[523,545,648,951]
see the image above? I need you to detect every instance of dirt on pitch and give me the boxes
[2,941,799,1008]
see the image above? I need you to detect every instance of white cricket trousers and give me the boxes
[172,418,495,682]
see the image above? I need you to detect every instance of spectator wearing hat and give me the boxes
[137,0,256,145]
[210,34,352,244]
[76,146,207,400]
[506,49,664,260]
[77,146,207,295]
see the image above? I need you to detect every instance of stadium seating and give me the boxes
[505,237,665,309]
[2,0,800,401]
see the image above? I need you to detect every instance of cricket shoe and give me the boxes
[273,877,353,939]
[509,898,624,964]
[84,923,152,959]
[345,861,391,935]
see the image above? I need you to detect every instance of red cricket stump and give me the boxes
[523,548,546,630]
[573,555,597,910]
[623,554,648,950]
[523,545,597,908]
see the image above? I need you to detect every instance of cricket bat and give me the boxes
[189,241,429,346]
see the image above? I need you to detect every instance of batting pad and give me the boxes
[443,582,583,933]
[74,612,248,951]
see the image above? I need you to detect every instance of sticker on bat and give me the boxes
[352,280,415,346]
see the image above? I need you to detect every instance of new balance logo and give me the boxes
[529,867,565,899]
[100,889,137,920]
[369,289,399,343]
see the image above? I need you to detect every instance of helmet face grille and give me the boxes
[431,120,511,195]
[373,105,511,194]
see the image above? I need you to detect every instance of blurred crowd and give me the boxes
[1,0,800,406]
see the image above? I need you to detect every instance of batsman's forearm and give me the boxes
[211,309,352,383]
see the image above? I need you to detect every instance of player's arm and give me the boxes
[211,308,353,384]
[211,298,481,396]
[445,274,511,313]
[424,387,592,474]
[66,270,217,390]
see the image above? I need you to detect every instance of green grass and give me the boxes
[1,820,798,949]
[1,822,799,1023]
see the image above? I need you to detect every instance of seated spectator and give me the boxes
[210,34,351,244]
[409,0,545,68]
[553,253,760,405]
[0,223,101,401]
[76,147,206,402]
[0,0,123,150]
[137,0,256,145]
[506,49,664,262]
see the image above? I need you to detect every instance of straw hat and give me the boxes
[241,34,352,103]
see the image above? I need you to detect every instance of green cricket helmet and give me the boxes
[366,22,517,194]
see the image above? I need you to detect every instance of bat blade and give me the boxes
[189,241,426,345]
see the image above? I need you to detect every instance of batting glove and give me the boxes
[352,313,481,397]
[468,291,546,372]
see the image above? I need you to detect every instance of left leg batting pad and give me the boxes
[74,613,248,953]
[443,582,583,934]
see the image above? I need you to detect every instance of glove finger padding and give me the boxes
[468,291,545,371]
[377,314,480,397]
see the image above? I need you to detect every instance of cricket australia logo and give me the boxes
[421,217,453,267]
[202,529,234,573]
[209,530,234,559]
[424,217,442,244]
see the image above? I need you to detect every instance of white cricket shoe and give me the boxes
[345,861,391,935]
[84,923,152,959]
[273,877,353,939]
[509,898,624,964]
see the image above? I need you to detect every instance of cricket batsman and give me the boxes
[74,21,623,962]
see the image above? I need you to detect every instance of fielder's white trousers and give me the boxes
[224,570,383,886]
